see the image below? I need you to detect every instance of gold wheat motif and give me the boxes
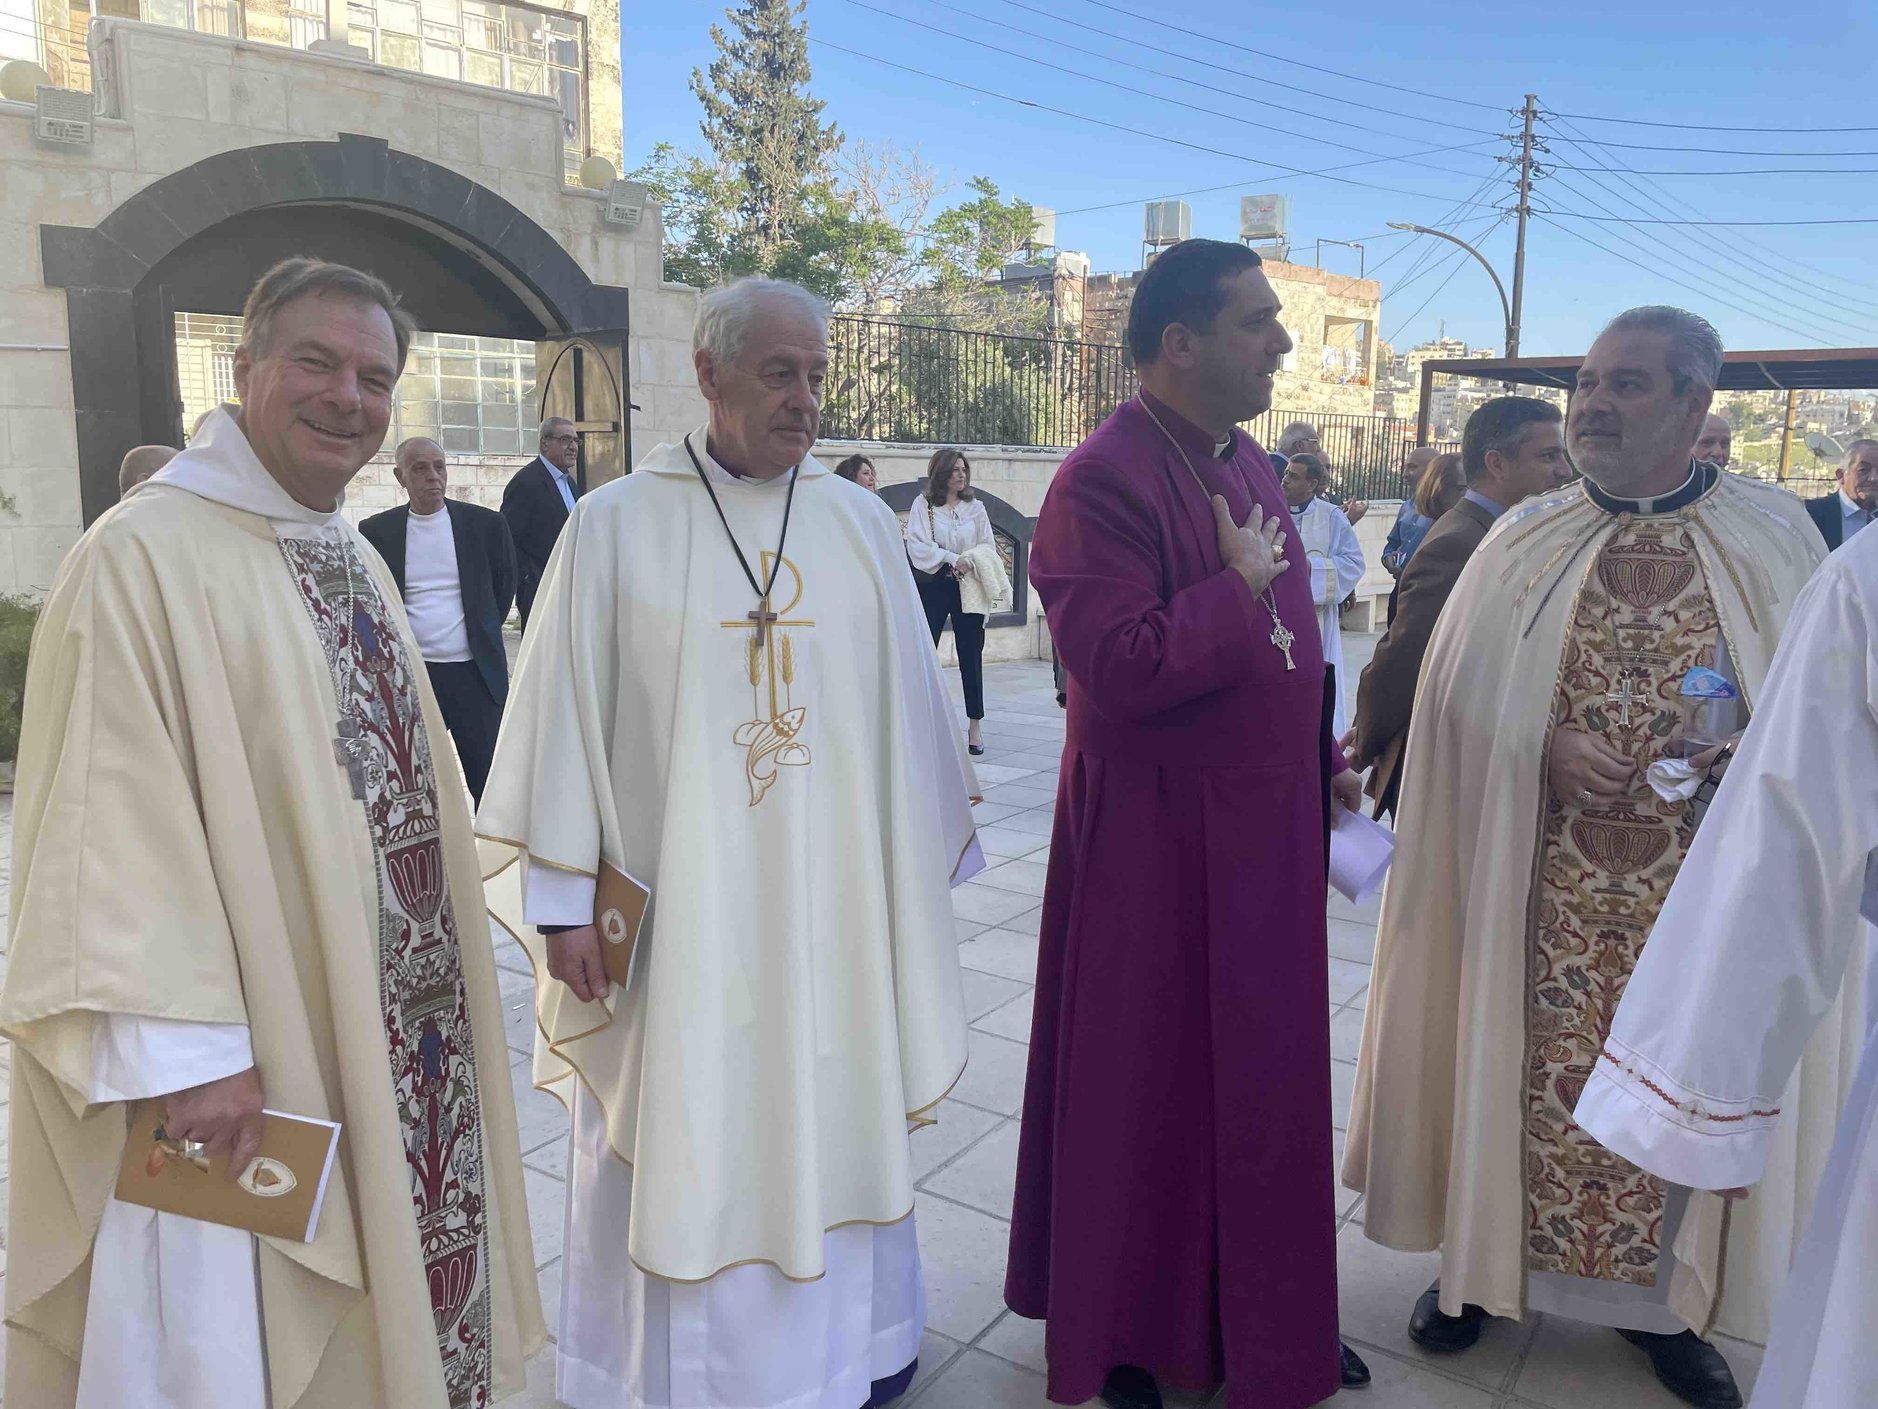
[780,633,796,686]
[745,634,763,686]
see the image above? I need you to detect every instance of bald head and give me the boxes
[119,444,178,498]
[1694,413,1732,470]
[394,436,449,515]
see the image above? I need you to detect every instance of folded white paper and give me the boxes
[1646,757,1703,803]
[1330,804,1395,904]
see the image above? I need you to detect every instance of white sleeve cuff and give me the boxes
[1574,1055,1773,1191]
[89,1015,254,1104]
[524,856,598,927]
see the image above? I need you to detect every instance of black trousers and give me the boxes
[918,574,986,721]
[426,660,503,804]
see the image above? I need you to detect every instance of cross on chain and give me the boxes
[746,597,781,650]
[333,716,369,801]
[1605,671,1643,729]
[1269,618,1297,671]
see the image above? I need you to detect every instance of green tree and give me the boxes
[921,177,1037,288]
[691,0,840,268]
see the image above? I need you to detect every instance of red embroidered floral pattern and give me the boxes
[1526,519,1719,1287]
[281,536,493,1408]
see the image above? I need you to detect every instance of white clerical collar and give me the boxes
[688,428,806,487]
[145,405,348,530]
[1633,462,1697,514]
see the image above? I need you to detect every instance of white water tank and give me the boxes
[1144,200,1191,248]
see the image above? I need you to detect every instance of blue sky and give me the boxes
[622,0,1878,358]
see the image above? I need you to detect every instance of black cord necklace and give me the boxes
[683,432,802,648]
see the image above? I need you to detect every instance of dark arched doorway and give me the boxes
[41,132,630,523]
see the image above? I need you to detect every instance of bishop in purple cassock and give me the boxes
[1005,240,1362,1409]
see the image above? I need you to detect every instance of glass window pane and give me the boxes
[441,401,481,427]
[378,31,418,67]
[482,401,519,427]
[465,49,502,85]
[440,354,476,377]
[146,0,190,27]
[434,333,475,351]
[508,57,543,93]
[439,377,477,401]
[482,428,522,455]
[400,373,439,401]
[380,0,417,32]
[441,427,479,453]
[422,41,459,77]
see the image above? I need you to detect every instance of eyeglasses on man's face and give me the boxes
[544,433,579,445]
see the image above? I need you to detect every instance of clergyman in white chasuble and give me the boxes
[476,277,984,1409]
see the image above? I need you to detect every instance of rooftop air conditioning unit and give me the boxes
[34,86,93,147]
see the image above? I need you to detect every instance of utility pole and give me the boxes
[1508,93,1538,359]
[1778,389,1798,481]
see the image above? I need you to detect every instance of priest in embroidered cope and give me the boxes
[1005,239,1367,1409]
[475,277,982,1409]
[1344,307,1855,1409]
[0,259,545,1409]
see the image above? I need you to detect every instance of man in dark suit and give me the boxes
[1804,438,1878,552]
[360,437,517,802]
[501,416,581,626]
[1347,397,1570,819]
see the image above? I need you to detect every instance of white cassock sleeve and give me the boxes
[79,1015,266,1409]
[1575,558,1878,1190]
[89,1015,254,1102]
[1329,506,1365,604]
[523,858,597,927]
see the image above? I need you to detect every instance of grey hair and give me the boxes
[693,277,829,366]
[118,443,176,497]
[1844,438,1878,468]
[238,256,417,372]
[1276,421,1320,456]
[1599,305,1724,396]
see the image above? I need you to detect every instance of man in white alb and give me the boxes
[477,276,982,1409]
[1280,450,1365,737]
[361,437,517,802]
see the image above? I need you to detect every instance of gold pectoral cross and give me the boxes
[721,554,815,805]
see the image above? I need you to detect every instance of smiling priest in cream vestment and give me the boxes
[0,260,543,1409]
[477,277,982,1409]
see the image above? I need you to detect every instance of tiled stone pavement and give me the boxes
[0,638,1765,1407]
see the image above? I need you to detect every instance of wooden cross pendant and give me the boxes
[747,596,780,650]
[333,717,369,801]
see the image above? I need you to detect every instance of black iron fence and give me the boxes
[823,315,1450,502]
[824,315,1133,451]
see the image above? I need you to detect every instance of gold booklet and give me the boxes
[594,860,652,989]
[115,1103,342,1243]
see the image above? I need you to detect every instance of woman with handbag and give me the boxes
[905,448,995,756]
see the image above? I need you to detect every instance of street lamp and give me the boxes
[1387,221,1517,357]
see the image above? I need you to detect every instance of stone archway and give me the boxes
[41,132,628,523]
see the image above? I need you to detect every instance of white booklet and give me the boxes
[1330,804,1395,905]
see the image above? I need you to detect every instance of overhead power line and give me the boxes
[1536,209,1878,228]
[809,38,1512,211]
[1540,131,1878,158]
[1388,245,1481,344]
[1542,109,1878,135]
[843,1,1502,179]
[1548,161,1878,177]
[968,0,1489,137]
[1061,0,1507,112]
[1538,216,1835,346]
[1541,112,1878,310]
[1538,113,1878,323]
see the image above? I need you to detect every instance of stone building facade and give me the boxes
[0,16,703,589]
[1084,259,1381,419]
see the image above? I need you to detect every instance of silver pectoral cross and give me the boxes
[1605,671,1643,729]
[333,717,369,801]
[1270,618,1297,671]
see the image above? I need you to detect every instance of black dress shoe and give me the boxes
[1100,1365,1164,1409]
[1407,1281,1488,1352]
[1339,1342,1370,1388]
[1617,1329,1744,1408]
[864,1357,918,1407]
[969,743,986,756]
